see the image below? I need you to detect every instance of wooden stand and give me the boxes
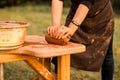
[0,35,86,80]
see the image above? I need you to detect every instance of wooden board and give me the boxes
[0,35,86,58]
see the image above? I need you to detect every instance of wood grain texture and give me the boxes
[0,35,86,58]
[57,54,70,80]
[0,64,4,80]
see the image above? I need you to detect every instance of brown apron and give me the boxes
[65,0,114,71]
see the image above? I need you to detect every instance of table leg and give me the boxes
[0,64,4,80]
[25,57,54,80]
[57,54,70,80]
[39,58,51,80]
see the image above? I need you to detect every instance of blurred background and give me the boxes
[0,0,120,80]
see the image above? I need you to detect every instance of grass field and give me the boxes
[0,3,120,80]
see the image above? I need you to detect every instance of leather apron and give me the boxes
[65,0,114,71]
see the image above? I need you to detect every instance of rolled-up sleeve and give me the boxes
[81,0,95,9]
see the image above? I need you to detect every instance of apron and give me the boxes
[65,0,114,71]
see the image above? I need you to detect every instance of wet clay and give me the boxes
[45,33,69,45]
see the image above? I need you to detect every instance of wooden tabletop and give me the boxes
[0,35,86,58]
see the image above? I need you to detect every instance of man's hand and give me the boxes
[55,25,77,40]
[47,26,59,38]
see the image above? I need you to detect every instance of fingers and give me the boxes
[47,26,72,40]
[47,26,58,37]
[55,26,70,39]
[57,28,68,39]
[62,32,71,39]
[53,27,59,37]
[47,26,50,34]
[55,26,64,39]
[50,26,55,37]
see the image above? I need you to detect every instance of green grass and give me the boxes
[0,3,120,80]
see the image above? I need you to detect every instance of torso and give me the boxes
[65,0,114,71]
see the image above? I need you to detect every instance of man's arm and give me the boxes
[56,4,90,39]
[51,0,63,27]
[47,0,63,37]
[68,4,89,32]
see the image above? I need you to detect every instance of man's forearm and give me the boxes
[52,0,63,27]
[69,4,89,31]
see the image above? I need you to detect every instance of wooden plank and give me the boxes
[18,35,86,58]
[0,35,85,58]
[0,54,33,63]
[39,58,51,80]
[0,64,4,80]
[39,58,51,71]
[20,43,85,58]
[57,54,70,80]
[25,58,54,80]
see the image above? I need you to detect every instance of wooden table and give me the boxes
[0,35,86,80]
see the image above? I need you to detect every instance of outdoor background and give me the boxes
[0,0,120,80]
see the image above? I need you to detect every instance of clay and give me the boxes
[45,33,70,45]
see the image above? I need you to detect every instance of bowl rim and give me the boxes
[0,21,30,28]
